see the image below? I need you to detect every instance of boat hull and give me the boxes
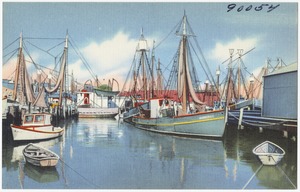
[25,156,59,167]
[132,110,225,138]
[11,125,64,141]
[23,143,59,167]
[255,154,284,166]
[78,107,118,118]
[253,141,285,165]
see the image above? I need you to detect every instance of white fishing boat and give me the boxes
[252,141,285,165]
[77,80,121,118]
[23,143,59,167]
[11,113,64,141]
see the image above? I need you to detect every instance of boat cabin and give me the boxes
[150,98,175,118]
[23,113,52,126]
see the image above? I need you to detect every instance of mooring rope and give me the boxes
[277,165,297,189]
[242,164,263,189]
[59,159,100,188]
[242,164,297,189]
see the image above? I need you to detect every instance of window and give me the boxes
[24,116,33,123]
[34,115,44,123]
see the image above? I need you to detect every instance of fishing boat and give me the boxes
[77,79,120,118]
[121,30,156,123]
[11,113,64,141]
[23,143,59,167]
[252,141,285,165]
[130,12,226,138]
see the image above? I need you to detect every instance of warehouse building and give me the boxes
[262,62,297,119]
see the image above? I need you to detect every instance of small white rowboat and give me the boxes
[252,141,285,166]
[23,143,59,167]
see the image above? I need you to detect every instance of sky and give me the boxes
[2,2,298,91]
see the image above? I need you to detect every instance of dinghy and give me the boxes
[23,143,59,167]
[252,141,285,165]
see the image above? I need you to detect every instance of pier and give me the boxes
[227,108,297,138]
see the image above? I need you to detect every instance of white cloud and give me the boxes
[70,31,158,90]
[68,31,138,89]
[81,31,137,78]
[210,37,259,63]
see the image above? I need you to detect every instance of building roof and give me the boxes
[264,62,297,77]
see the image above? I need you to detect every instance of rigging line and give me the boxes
[145,53,154,79]
[222,52,239,64]
[240,71,249,98]
[46,41,65,52]
[24,37,65,40]
[24,40,56,58]
[3,47,19,58]
[23,58,59,82]
[120,52,138,94]
[68,35,96,77]
[68,40,96,80]
[8,69,17,80]
[232,47,256,65]
[243,69,261,83]
[155,19,182,49]
[184,20,215,84]
[189,41,214,89]
[190,36,217,89]
[70,42,96,79]
[22,43,40,70]
[3,37,20,50]
[3,48,19,65]
[242,164,263,189]
[186,41,201,89]
[162,43,180,74]
[59,159,100,189]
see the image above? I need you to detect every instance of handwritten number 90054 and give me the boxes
[227,4,280,12]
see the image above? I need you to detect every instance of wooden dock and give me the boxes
[227,108,297,137]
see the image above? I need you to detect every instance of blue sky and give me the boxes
[2,2,298,89]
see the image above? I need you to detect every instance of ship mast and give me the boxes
[59,32,68,118]
[151,40,155,98]
[182,13,188,113]
[137,29,149,101]
[178,11,189,113]
[157,58,163,97]
[226,49,235,105]
[12,32,23,101]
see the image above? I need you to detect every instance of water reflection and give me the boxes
[2,119,297,189]
[76,118,123,146]
[245,165,297,189]
[23,163,59,183]
[124,123,227,188]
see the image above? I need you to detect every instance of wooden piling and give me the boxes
[238,108,244,130]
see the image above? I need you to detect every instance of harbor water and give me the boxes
[2,118,297,189]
